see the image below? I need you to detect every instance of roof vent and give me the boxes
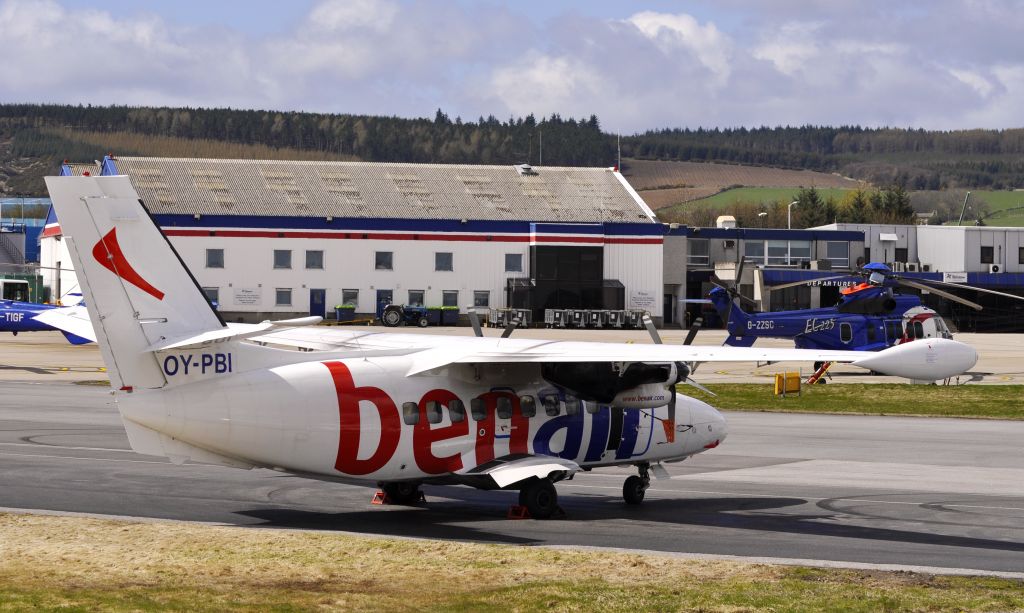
[515,164,538,176]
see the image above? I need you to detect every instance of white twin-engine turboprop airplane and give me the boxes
[45,175,979,519]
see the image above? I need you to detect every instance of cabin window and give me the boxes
[867,325,877,342]
[520,395,536,417]
[425,400,443,424]
[470,398,487,421]
[585,401,601,414]
[840,322,853,343]
[564,394,580,416]
[914,321,925,338]
[543,395,560,416]
[448,399,466,423]
[402,402,420,425]
[496,396,513,419]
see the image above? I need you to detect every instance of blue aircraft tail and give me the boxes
[61,330,94,345]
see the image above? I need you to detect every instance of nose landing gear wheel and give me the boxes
[518,479,558,519]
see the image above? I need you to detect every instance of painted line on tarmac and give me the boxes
[0,441,132,453]
[560,482,1024,512]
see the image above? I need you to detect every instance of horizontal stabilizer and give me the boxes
[146,316,323,351]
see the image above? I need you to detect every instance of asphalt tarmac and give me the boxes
[2,381,1022,576]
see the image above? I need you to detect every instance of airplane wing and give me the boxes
[406,337,978,382]
[30,305,98,343]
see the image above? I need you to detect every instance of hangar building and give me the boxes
[41,156,663,323]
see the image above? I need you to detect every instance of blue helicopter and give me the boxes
[706,261,1023,352]
[0,291,95,345]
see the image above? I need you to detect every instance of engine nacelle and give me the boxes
[609,383,672,409]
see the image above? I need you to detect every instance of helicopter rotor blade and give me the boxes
[897,279,983,311]
[643,314,663,345]
[902,277,1024,302]
[467,308,484,337]
[767,274,856,292]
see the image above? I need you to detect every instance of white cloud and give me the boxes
[627,11,733,82]
[0,0,1021,131]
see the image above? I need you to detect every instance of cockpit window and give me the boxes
[914,321,925,338]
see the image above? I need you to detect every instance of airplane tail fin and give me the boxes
[44,175,225,390]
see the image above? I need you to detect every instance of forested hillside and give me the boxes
[1,103,1022,196]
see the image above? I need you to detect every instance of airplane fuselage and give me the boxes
[118,347,726,484]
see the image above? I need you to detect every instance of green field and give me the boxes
[956,190,1024,226]
[682,383,1024,419]
[684,187,856,209]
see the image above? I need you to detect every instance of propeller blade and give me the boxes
[684,377,717,397]
[903,277,1024,302]
[683,316,703,346]
[897,279,983,310]
[642,314,663,344]
[467,308,484,337]
[768,274,855,292]
[501,315,520,338]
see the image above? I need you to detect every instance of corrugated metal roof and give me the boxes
[107,157,654,223]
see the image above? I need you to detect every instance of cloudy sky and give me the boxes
[1,0,1021,132]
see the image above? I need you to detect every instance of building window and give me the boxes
[767,240,789,266]
[743,240,765,265]
[375,251,393,270]
[894,248,909,264]
[505,253,523,272]
[202,287,219,306]
[435,252,453,271]
[305,250,324,269]
[789,241,812,265]
[206,248,224,269]
[275,288,292,306]
[442,290,458,307]
[687,238,710,266]
[825,241,850,268]
[408,290,424,306]
[980,246,994,264]
[473,291,490,308]
[273,249,292,269]
[342,289,359,306]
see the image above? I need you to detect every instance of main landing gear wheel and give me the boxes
[623,463,651,505]
[519,479,558,519]
[381,481,422,505]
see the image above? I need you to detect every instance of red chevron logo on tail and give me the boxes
[92,228,165,301]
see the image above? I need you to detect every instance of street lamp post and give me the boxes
[787,200,798,229]
[757,211,767,228]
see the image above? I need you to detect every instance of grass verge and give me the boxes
[682,383,1024,419]
[1,513,1022,612]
